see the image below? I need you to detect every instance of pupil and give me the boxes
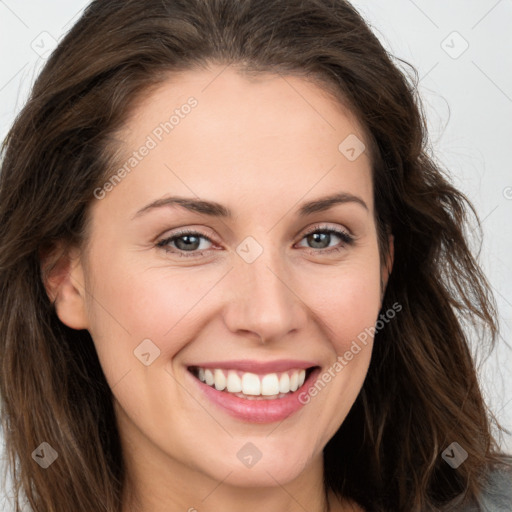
[308,232,329,249]
[176,235,200,251]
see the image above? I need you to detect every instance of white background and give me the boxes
[1,0,511,505]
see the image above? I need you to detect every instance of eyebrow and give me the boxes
[132,192,368,220]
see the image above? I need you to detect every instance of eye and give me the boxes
[156,229,215,258]
[296,224,354,254]
[156,224,355,259]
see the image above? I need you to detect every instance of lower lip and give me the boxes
[187,368,321,424]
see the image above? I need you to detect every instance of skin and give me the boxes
[44,64,392,512]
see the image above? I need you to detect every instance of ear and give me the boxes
[380,233,394,302]
[40,241,89,330]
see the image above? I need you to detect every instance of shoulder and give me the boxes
[462,467,512,511]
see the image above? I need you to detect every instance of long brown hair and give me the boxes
[0,1,509,510]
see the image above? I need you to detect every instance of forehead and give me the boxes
[96,65,374,221]
[122,65,368,150]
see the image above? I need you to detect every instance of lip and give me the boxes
[185,364,321,424]
[187,359,318,374]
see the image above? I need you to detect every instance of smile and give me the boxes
[186,362,321,423]
[190,366,311,399]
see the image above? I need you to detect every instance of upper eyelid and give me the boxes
[301,224,351,236]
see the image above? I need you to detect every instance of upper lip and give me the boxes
[188,359,319,374]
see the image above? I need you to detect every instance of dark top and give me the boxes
[462,468,512,511]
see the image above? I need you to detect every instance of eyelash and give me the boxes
[156,224,355,259]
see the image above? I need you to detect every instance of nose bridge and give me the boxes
[224,238,306,341]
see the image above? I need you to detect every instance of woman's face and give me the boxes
[60,65,391,503]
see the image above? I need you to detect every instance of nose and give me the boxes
[222,246,308,343]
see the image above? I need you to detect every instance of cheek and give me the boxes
[292,267,381,444]
[298,259,382,351]
[309,269,380,370]
[83,244,224,370]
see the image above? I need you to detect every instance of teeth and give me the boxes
[261,374,280,396]
[226,370,242,393]
[298,369,306,387]
[214,369,226,391]
[242,373,261,395]
[279,373,290,393]
[194,367,308,398]
[204,369,214,386]
[290,371,299,392]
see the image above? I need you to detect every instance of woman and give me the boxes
[0,0,510,510]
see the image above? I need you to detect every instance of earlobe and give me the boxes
[40,241,89,330]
